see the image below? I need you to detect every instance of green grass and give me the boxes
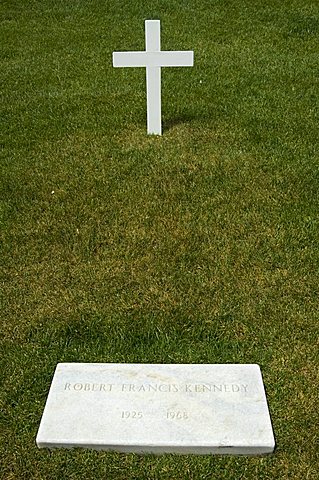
[1,0,318,478]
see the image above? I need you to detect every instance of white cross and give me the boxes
[113,20,194,135]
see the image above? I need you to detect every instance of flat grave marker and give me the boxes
[37,363,275,454]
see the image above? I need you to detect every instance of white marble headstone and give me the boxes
[36,363,275,454]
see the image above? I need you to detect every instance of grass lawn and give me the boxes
[1,0,318,478]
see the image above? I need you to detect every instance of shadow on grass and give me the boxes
[162,113,198,132]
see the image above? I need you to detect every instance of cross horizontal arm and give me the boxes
[113,51,194,68]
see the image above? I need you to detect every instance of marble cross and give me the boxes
[113,20,194,135]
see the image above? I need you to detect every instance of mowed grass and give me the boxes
[1,0,318,479]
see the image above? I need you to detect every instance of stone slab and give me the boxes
[36,363,275,454]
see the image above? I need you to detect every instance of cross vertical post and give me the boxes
[145,20,161,135]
